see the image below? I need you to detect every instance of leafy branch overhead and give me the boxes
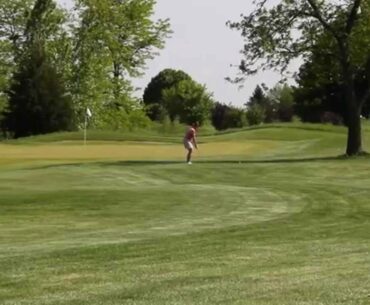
[228,0,369,155]
[227,0,368,80]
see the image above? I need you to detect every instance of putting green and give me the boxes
[0,140,282,162]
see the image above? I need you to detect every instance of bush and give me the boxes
[246,105,265,126]
[95,107,150,131]
[320,111,343,125]
[211,103,247,130]
[162,79,214,125]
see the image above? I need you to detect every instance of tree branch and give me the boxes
[346,0,362,34]
[305,0,342,43]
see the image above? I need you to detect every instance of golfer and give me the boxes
[183,122,198,164]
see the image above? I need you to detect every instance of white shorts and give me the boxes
[183,139,194,150]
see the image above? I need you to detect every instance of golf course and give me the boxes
[1,123,370,305]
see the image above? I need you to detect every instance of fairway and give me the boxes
[1,124,370,305]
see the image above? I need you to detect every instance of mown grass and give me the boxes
[1,123,370,305]
[1,121,354,144]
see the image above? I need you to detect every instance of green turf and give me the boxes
[1,123,370,305]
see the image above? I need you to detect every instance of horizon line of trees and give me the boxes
[0,0,369,159]
[0,0,171,138]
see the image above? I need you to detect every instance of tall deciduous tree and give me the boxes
[71,0,171,123]
[293,28,370,123]
[228,0,370,155]
[0,0,68,76]
[0,0,34,128]
[0,0,34,59]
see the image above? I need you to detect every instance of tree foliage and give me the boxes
[162,79,214,125]
[211,102,247,130]
[4,0,74,138]
[143,68,191,120]
[229,0,370,155]
[7,41,74,138]
[246,104,265,126]
[0,0,171,136]
[268,84,295,122]
[293,21,370,123]
[70,0,171,124]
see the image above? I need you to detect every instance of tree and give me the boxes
[0,0,74,136]
[247,85,268,107]
[162,79,214,125]
[228,0,370,155]
[0,0,69,78]
[5,0,74,137]
[0,88,7,136]
[247,84,277,122]
[246,104,265,126]
[7,41,74,138]
[293,32,370,123]
[143,68,191,120]
[211,102,247,130]
[71,0,171,124]
[294,60,347,123]
[267,84,295,122]
[0,0,34,60]
[0,0,35,130]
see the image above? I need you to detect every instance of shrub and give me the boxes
[320,111,343,125]
[246,105,265,126]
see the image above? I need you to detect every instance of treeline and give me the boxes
[142,67,370,132]
[1,1,368,139]
[0,0,170,138]
[141,68,296,130]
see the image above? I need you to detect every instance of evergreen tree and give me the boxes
[247,85,268,108]
[7,41,74,137]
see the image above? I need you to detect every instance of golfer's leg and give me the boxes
[187,149,192,163]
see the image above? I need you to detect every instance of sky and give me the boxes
[57,0,298,107]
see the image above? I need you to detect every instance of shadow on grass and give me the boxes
[32,153,370,170]
[99,154,350,167]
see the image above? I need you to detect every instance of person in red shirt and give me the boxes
[183,122,198,164]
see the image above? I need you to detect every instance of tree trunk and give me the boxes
[346,100,362,155]
[340,52,363,156]
[344,71,362,155]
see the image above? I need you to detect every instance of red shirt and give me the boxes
[185,127,196,140]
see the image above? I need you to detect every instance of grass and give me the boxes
[1,123,370,304]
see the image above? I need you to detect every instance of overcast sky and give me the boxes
[58,0,297,107]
